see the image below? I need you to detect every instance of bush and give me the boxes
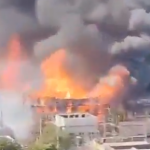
[0,138,22,150]
[38,123,72,150]
[29,143,58,150]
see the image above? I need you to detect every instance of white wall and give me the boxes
[62,125,98,133]
[54,113,100,141]
[55,113,98,128]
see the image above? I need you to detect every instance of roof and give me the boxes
[57,112,95,118]
[103,141,149,147]
[94,137,150,150]
[103,141,150,150]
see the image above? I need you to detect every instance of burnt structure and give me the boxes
[30,97,110,117]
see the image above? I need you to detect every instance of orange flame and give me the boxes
[0,35,130,121]
[0,35,23,90]
[35,49,130,119]
[90,65,130,104]
[37,49,87,99]
[0,35,29,91]
[7,35,22,61]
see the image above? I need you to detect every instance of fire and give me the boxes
[0,35,23,90]
[90,65,130,104]
[0,34,130,121]
[33,48,130,119]
[0,35,30,92]
[37,49,87,99]
[7,35,22,61]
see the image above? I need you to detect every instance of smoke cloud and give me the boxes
[0,90,34,140]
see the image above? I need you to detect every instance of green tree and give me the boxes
[28,143,44,150]
[0,138,22,150]
[37,123,72,150]
[29,141,58,150]
[45,144,57,150]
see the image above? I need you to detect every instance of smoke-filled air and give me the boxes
[0,0,150,140]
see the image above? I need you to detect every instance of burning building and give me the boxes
[29,96,120,122]
[27,61,131,122]
[0,0,149,135]
[31,97,101,112]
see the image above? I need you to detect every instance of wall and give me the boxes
[55,113,98,127]
[55,113,100,141]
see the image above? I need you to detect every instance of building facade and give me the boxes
[54,112,100,143]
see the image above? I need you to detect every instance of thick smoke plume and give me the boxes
[0,91,34,140]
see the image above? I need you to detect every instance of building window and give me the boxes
[63,115,68,118]
[79,133,84,136]
[82,114,85,117]
[75,115,78,118]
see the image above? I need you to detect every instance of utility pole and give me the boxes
[103,107,109,138]
[39,117,42,136]
[56,127,60,150]
[0,111,3,127]
[145,110,148,139]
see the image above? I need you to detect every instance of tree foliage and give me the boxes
[35,123,72,150]
[28,142,58,150]
[0,124,72,150]
[0,138,22,150]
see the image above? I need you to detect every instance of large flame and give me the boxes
[0,35,130,121]
[37,49,87,99]
[37,49,130,101]
[0,35,30,92]
[0,35,23,90]
[89,65,130,120]
[90,65,130,103]
[34,48,130,120]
